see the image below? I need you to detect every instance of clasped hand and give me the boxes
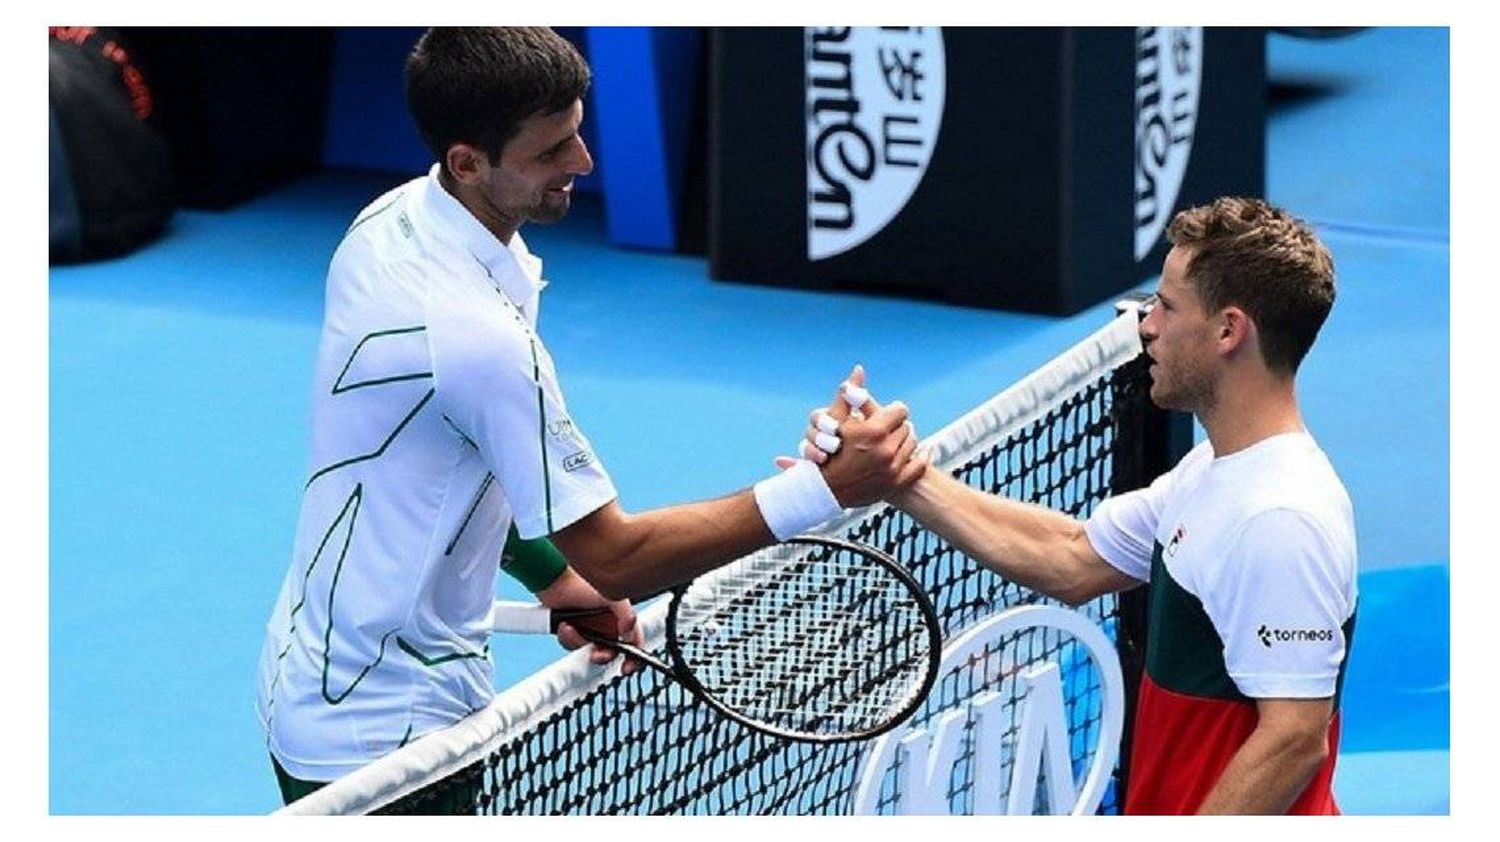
[775,365,928,506]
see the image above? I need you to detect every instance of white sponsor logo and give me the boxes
[805,27,945,261]
[852,604,1125,815]
[1134,26,1202,261]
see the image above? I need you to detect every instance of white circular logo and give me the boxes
[852,604,1125,815]
[1134,27,1202,261]
[805,27,946,261]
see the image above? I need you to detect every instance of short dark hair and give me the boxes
[404,27,590,173]
[1167,197,1336,374]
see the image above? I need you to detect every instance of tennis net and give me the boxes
[279,297,1179,816]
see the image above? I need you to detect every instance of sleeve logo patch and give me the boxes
[1256,624,1336,648]
[562,451,595,473]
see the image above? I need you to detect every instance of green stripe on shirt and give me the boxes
[530,340,554,533]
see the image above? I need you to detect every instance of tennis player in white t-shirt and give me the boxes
[803,197,1356,815]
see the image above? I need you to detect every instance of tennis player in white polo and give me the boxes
[255,27,925,812]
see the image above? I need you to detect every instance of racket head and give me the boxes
[663,535,941,743]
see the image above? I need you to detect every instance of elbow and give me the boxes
[1048,529,1113,607]
[1052,583,1096,608]
[1271,724,1331,783]
[1050,562,1111,607]
[1298,732,1331,773]
[549,502,652,602]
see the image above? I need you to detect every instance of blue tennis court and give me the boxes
[48,27,1449,814]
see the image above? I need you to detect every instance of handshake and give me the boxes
[752,364,930,542]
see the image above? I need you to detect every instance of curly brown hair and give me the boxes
[1167,197,1336,374]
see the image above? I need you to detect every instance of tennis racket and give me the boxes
[489,535,942,743]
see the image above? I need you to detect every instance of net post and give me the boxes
[1108,294,1194,810]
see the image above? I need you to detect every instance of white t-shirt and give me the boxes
[255,166,618,779]
[1085,432,1358,699]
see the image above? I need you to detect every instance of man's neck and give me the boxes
[438,169,519,245]
[1198,372,1305,458]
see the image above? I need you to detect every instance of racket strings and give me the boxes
[675,546,933,734]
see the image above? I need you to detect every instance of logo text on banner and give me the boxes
[852,604,1126,815]
[805,27,946,261]
[1134,26,1202,261]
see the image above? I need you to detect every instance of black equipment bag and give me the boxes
[49,26,174,263]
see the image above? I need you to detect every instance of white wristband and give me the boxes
[753,459,844,541]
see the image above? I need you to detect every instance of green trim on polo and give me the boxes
[344,192,402,236]
[530,339,554,533]
[444,474,494,556]
[265,482,366,723]
[397,636,491,668]
[442,414,479,451]
[306,388,436,488]
[331,326,432,394]
[314,483,399,705]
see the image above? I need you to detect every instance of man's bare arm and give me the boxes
[798,370,1139,605]
[551,492,769,600]
[553,402,925,601]
[1196,697,1334,814]
[891,469,1141,605]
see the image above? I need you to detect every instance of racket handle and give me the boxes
[488,600,667,673]
[488,600,554,634]
[488,601,619,635]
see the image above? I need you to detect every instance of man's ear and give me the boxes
[444,143,490,186]
[1218,306,1255,356]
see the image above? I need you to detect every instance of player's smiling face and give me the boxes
[1140,246,1220,413]
[487,99,593,228]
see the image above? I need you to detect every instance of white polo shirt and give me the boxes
[255,165,618,780]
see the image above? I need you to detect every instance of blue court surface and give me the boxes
[48,28,1450,814]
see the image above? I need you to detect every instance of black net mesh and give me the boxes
[375,352,1156,815]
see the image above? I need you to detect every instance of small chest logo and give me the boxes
[547,417,576,442]
[1164,524,1187,558]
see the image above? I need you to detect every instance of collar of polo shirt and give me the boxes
[418,164,548,309]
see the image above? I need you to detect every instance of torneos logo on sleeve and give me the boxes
[805,27,946,261]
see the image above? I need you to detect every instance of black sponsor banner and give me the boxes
[709,27,1265,315]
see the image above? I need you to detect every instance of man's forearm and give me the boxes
[553,400,925,601]
[534,565,611,608]
[552,491,774,601]
[893,469,1128,605]
[1196,720,1328,814]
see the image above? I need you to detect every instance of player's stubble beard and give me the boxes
[525,181,574,226]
